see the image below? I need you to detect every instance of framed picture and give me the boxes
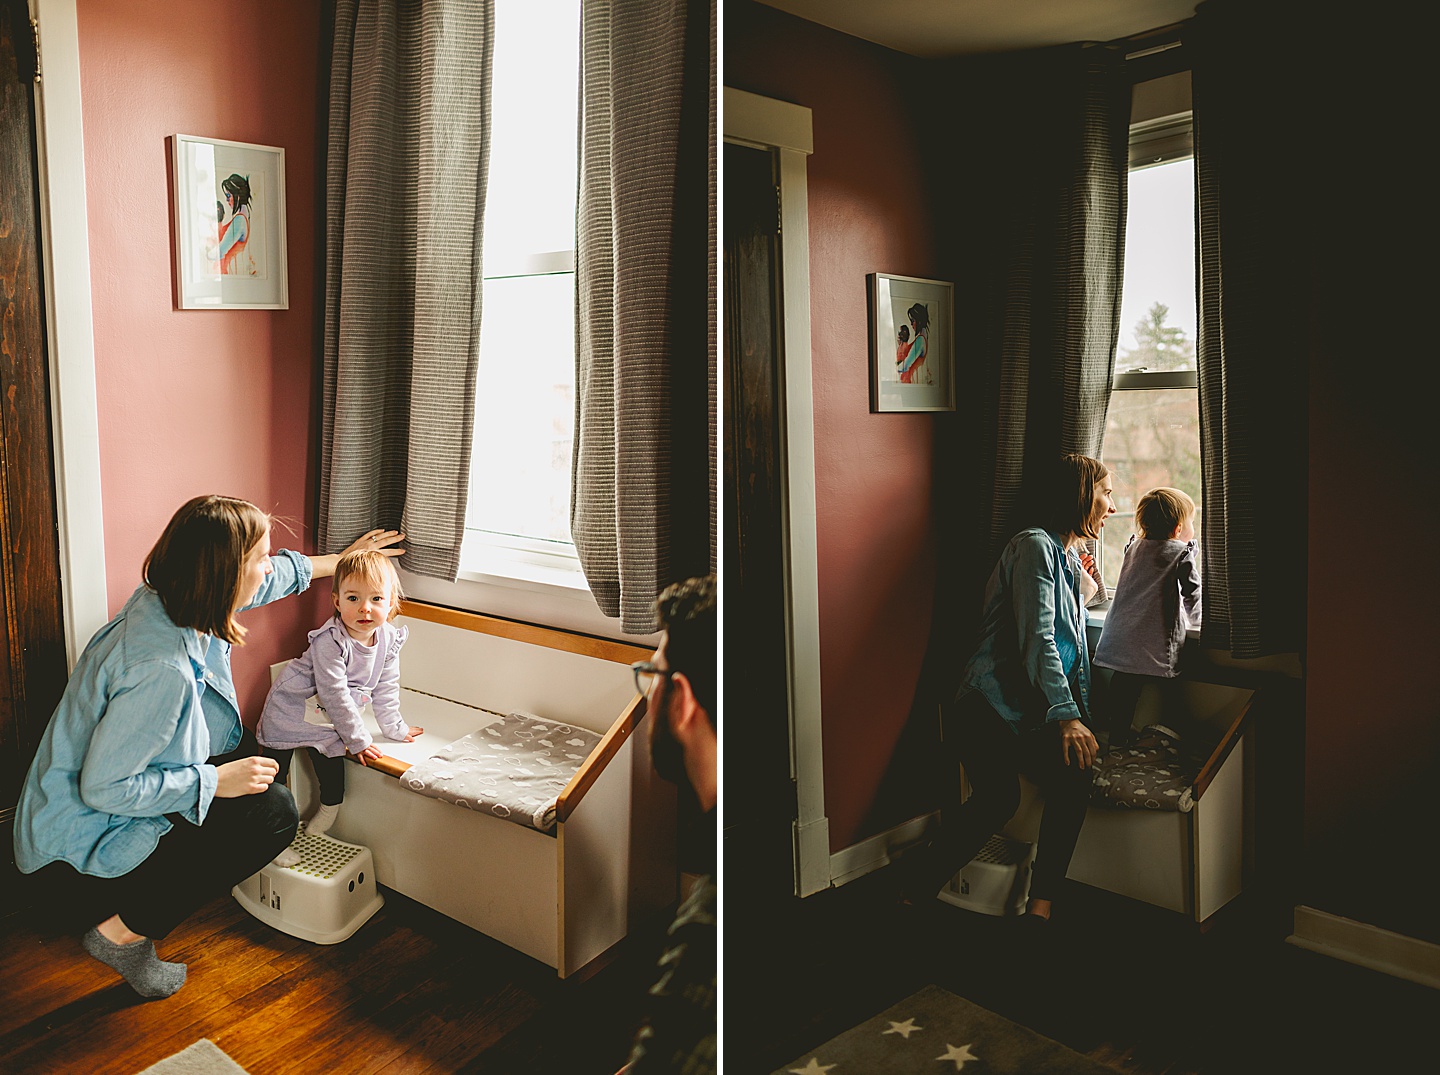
[868,272,955,413]
[171,134,288,309]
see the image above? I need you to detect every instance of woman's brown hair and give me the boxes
[143,495,270,645]
[1030,452,1109,540]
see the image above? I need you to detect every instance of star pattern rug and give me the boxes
[770,984,1116,1074]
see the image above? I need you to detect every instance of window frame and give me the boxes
[1098,64,1199,596]
[401,0,644,642]
[461,246,582,586]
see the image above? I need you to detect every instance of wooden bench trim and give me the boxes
[556,693,648,823]
[1189,692,1254,801]
[397,600,651,666]
[355,753,411,779]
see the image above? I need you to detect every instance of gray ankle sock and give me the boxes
[82,927,187,998]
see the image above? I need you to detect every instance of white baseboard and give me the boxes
[826,812,939,889]
[794,816,833,897]
[1287,905,1440,989]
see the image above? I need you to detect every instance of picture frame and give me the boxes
[868,272,955,413]
[170,134,288,309]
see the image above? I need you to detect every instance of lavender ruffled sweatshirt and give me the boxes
[257,616,408,757]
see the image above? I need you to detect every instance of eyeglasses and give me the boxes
[631,661,673,696]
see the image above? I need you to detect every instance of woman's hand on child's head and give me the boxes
[215,756,279,797]
[354,744,384,767]
[342,528,406,559]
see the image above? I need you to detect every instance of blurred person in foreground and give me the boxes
[624,575,717,1074]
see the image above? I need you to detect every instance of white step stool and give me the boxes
[233,831,383,944]
[937,833,1035,916]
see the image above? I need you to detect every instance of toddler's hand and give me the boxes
[402,725,423,742]
[354,744,384,767]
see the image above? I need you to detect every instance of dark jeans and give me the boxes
[31,728,299,939]
[1102,670,1176,747]
[900,690,1096,904]
[263,745,347,806]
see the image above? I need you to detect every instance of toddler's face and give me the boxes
[334,576,396,642]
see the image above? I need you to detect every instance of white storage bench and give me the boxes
[272,602,677,978]
[982,679,1254,925]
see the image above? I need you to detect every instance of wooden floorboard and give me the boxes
[0,885,664,1075]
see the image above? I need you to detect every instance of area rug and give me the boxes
[135,1038,251,1075]
[771,984,1115,1073]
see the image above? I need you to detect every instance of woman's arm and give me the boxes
[80,666,217,824]
[310,529,406,580]
[1010,537,1083,724]
[241,548,314,611]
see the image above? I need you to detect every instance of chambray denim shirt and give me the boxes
[958,528,1092,733]
[13,549,312,878]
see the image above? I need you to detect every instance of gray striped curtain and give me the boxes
[980,46,1130,586]
[1188,2,1307,658]
[574,0,717,634]
[319,0,494,579]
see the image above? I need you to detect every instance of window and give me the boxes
[462,0,582,587]
[1099,98,1201,594]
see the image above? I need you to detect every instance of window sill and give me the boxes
[461,545,593,594]
[397,564,657,646]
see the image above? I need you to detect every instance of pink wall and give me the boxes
[728,2,943,850]
[77,0,328,725]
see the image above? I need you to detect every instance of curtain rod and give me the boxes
[1127,40,1181,61]
[1117,21,1187,60]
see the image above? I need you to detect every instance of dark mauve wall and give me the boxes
[726,0,948,851]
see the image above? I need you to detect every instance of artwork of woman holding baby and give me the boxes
[207,173,256,276]
[895,301,931,385]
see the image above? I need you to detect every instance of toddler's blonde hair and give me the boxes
[1135,487,1196,540]
[333,548,404,621]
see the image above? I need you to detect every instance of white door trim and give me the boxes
[723,88,829,896]
[31,0,108,666]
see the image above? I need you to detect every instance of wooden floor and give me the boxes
[0,885,666,1075]
[727,870,1438,1075]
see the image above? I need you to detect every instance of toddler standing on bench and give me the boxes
[1093,487,1202,749]
[258,548,422,866]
